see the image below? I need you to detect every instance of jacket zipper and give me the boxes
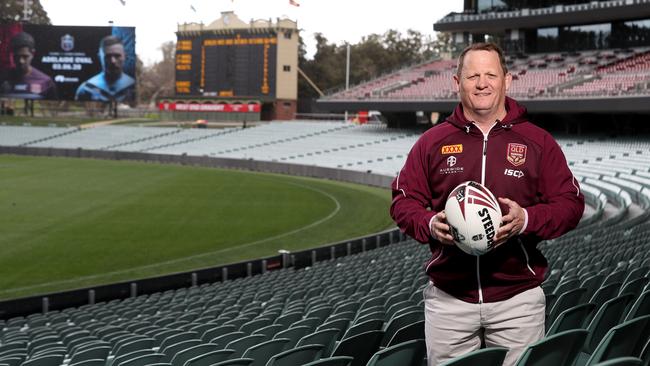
[476,130,491,304]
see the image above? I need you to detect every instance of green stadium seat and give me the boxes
[210,359,254,366]
[514,329,588,366]
[439,347,508,366]
[365,339,426,366]
[625,290,650,322]
[590,357,642,366]
[241,338,291,366]
[225,334,268,358]
[296,328,341,357]
[583,315,650,366]
[169,344,219,366]
[272,326,310,350]
[331,330,383,366]
[265,344,324,366]
[184,349,235,366]
[385,320,425,348]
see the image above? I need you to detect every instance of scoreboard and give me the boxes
[175,32,277,98]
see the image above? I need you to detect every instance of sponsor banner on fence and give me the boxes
[158,102,261,113]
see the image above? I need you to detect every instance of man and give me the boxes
[75,35,135,102]
[0,31,57,99]
[390,43,584,366]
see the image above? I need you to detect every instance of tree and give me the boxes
[137,41,176,106]
[1,0,51,24]
[298,28,441,99]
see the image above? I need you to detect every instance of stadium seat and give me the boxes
[582,315,650,366]
[118,353,166,366]
[184,349,235,366]
[340,319,384,340]
[21,354,65,366]
[110,349,156,366]
[331,330,384,366]
[160,340,201,363]
[583,294,635,355]
[296,328,341,357]
[265,344,324,366]
[169,344,219,366]
[69,346,111,364]
[210,359,254,366]
[68,359,107,366]
[547,303,597,336]
[301,356,354,366]
[439,347,508,366]
[211,331,247,348]
[380,310,424,347]
[272,326,310,350]
[514,329,588,366]
[625,290,650,322]
[365,339,426,366]
[225,334,268,358]
[547,287,589,327]
[241,338,291,366]
[385,320,425,348]
[590,358,642,366]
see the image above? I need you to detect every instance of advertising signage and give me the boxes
[0,24,136,102]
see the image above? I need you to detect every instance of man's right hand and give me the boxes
[431,211,456,245]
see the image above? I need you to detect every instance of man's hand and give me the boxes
[495,197,526,247]
[430,211,456,246]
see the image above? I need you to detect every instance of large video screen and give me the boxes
[175,31,277,98]
[0,24,136,102]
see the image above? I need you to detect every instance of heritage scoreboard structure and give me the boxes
[160,12,299,121]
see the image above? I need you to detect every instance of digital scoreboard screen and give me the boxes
[175,32,277,98]
[0,24,135,102]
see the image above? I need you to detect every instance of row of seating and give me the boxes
[2,128,650,365]
[324,48,650,101]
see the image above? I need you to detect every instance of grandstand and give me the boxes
[1,123,649,365]
[317,1,650,127]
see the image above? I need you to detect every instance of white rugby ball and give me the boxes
[444,181,502,256]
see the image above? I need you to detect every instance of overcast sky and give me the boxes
[40,0,462,66]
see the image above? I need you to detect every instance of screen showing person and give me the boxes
[75,35,135,102]
[0,31,58,99]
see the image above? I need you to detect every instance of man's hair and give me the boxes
[10,32,35,51]
[99,35,124,51]
[456,42,508,77]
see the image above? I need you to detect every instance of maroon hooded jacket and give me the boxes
[390,97,584,303]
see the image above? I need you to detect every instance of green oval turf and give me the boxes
[0,155,394,299]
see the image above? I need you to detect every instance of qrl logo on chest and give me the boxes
[507,143,527,166]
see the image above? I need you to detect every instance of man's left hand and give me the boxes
[494,197,526,247]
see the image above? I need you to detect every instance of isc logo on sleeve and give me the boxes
[442,144,463,154]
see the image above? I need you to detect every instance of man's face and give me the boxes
[13,46,34,75]
[453,50,511,118]
[101,43,125,79]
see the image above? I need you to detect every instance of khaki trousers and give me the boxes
[423,283,545,366]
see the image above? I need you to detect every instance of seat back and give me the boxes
[366,339,426,366]
[514,329,588,366]
[439,347,508,366]
[585,315,650,366]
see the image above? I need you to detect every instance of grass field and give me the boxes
[0,155,394,300]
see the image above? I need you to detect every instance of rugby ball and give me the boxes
[444,181,502,256]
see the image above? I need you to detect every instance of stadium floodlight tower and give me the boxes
[161,11,299,123]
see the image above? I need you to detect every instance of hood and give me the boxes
[445,96,528,133]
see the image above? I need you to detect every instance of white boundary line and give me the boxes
[0,180,342,296]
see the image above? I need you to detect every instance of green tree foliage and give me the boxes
[1,0,51,24]
[298,29,444,98]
